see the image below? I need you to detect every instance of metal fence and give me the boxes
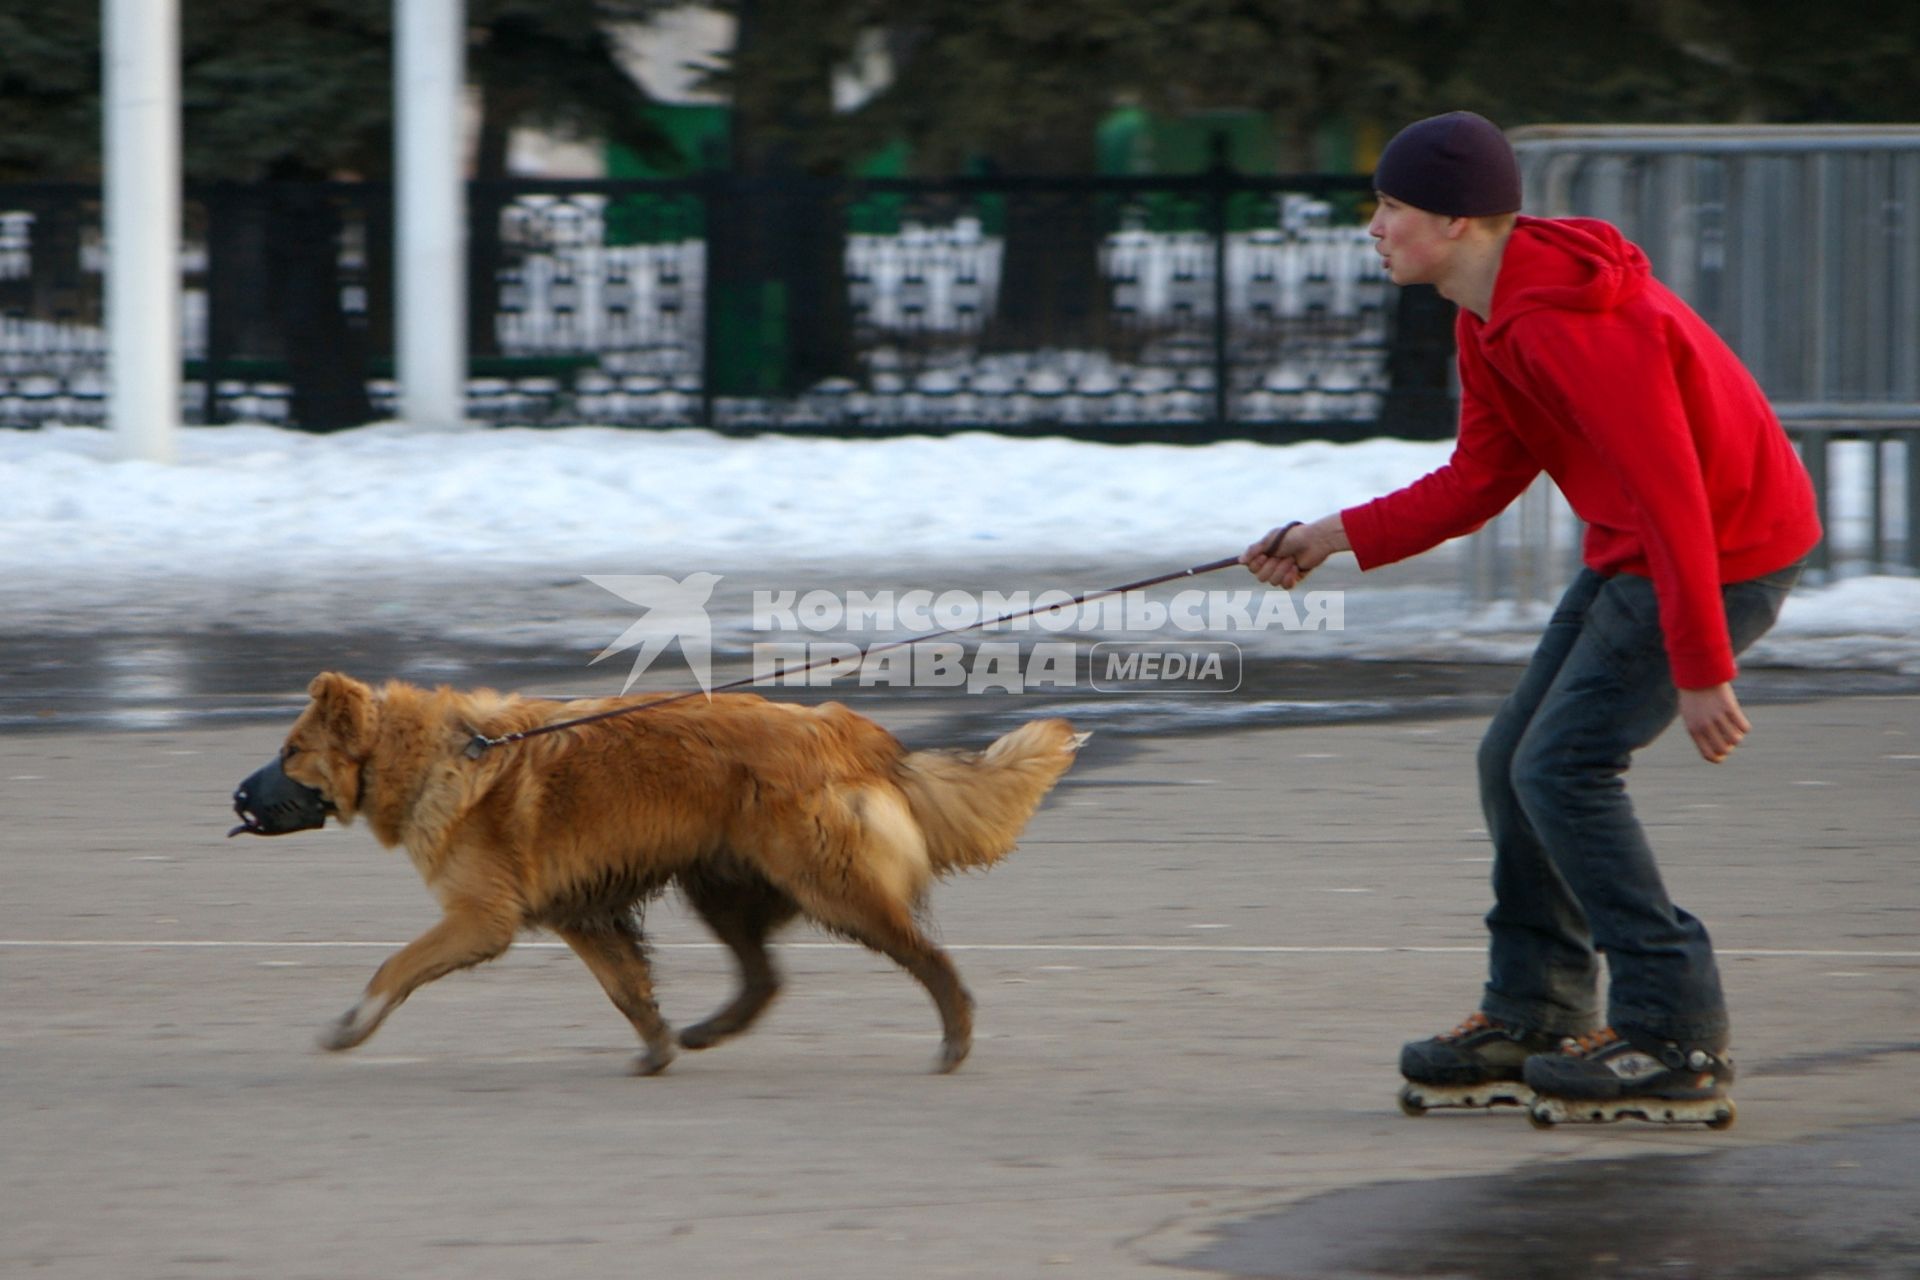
[0,172,1458,442]
[1473,125,1920,589]
[1512,125,1920,407]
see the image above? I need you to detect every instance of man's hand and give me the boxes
[1679,683,1751,763]
[1241,515,1347,589]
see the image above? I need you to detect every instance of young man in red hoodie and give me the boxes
[1245,111,1820,1125]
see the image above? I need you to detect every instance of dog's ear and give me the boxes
[306,672,377,757]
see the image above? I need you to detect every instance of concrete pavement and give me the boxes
[2,693,1917,1278]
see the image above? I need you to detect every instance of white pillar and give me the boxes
[103,0,181,463]
[394,0,467,430]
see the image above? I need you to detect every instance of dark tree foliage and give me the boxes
[470,0,680,180]
[3,0,1913,183]
[465,2,678,353]
[3,0,1913,421]
[1656,0,1920,123]
[8,0,672,426]
[1,0,672,182]
[698,0,869,391]
[181,0,394,182]
[0,5,102,181]
[701,0,1918,175]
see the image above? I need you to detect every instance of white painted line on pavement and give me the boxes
[0,939,1471,953]
[2,939,1919,959]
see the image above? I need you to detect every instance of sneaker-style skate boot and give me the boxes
[1523,1026,1737,1129]
[1398,1012,1560,1116]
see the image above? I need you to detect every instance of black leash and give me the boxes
[464,524,1300,758]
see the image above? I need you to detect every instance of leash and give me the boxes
[464,523,1302,758]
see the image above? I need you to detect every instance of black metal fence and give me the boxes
[0,172,1458,441]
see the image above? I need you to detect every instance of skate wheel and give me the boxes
[1526,1105,1556,1130]
[1397,1085,1428,1117]
[1707,1101,1736,1131]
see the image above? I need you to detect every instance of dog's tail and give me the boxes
[896,719,1088,876]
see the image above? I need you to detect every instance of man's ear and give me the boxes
[307,672,376,756]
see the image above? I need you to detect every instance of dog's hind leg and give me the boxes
[793,885,975,1074]
[320,907,517,1052]
[850,909,975,1074]
[676,865,800,1051]
[555,915,678,1076]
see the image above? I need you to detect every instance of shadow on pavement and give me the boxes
[1183,1118,1920,1279]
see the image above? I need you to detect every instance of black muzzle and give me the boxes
[229,756,331,837]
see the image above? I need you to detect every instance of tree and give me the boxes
[184,1,671,411]
[0,7,104,340]
[4,0,670,427]
[1348,0,1733,129]
[180,0,393,182]
[1655,0,1920,123]
[5,0,1916,423]
[0,5,102,181]
[848,2,1166,352]
[466,1,677,355]
[691,0,868,395]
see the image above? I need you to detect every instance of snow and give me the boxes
[2,422,1916,673]
[0,422,1433,572]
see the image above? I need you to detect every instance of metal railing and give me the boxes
[1469,125,1920,591]
[1472,425,1919,607]
[0,171,1460,442]
[1511,125,1920,409]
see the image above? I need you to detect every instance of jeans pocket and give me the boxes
[1547,568,1608,629]
[1724,562,1802,656]
[1584,574,1666,681]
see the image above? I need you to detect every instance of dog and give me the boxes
[229,673,1085,1074]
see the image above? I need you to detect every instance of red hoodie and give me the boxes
[1342,216,1821,689]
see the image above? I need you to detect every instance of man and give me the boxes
[1244,111,1820,1124]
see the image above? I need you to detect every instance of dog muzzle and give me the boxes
[229,756,332,837]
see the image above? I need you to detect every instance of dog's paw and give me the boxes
[934,1036,971,1074]
[632,1044,677,1077]
[317,1018,362,1053]
[317,996,387,1052]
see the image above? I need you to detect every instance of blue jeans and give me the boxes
[1476,562,1803,1049]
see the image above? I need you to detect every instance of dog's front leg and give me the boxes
[320,908,517,1052]
[556,917,678,1075]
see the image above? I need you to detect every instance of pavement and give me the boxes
[4,676,1918,1279]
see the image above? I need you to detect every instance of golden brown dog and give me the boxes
[235,673,1084,1074]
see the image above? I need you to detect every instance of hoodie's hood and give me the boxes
[1483,216,1650,341]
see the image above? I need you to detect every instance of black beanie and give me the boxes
[1373,111,1521,217]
